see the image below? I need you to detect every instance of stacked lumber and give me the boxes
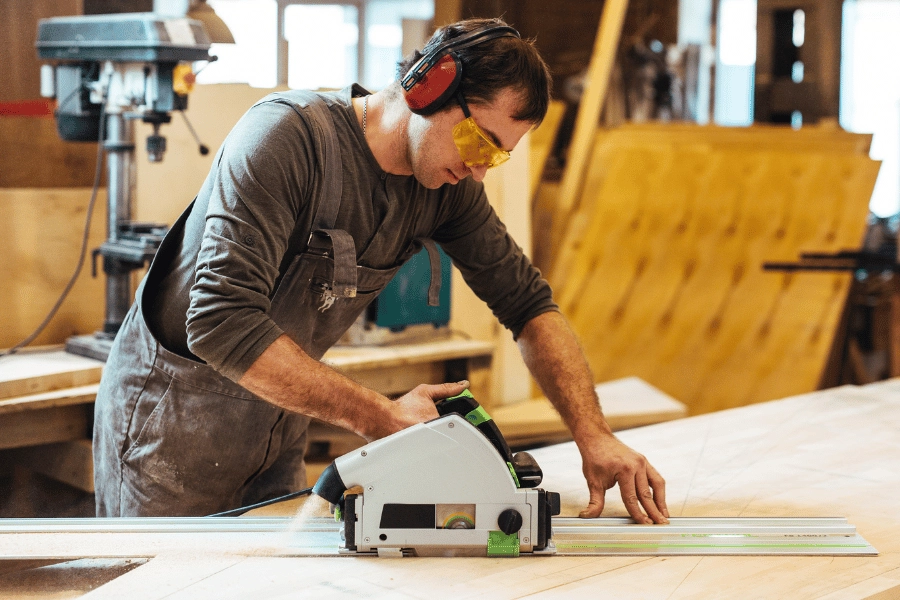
[541,123,880,415]
[0,350,103,491]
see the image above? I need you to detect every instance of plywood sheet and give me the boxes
[50,379,900,598]
[0,189,108,349]
[492,376,687,444]
[544,125,879,415]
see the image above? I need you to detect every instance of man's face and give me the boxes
[406,89,533,189]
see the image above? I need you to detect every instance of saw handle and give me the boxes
[434,390,542,487]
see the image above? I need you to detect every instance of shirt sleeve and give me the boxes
[432,178,559,339]
[185,100,315,381]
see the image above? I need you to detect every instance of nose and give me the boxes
[469,164,488,182]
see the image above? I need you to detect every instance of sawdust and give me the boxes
[288,494,332,532]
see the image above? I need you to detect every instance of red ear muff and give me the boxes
[403,53,463,115]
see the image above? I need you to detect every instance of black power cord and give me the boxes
[0,81,109,359]
[207,486,315,517]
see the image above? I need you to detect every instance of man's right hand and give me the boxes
[376,380,470,439]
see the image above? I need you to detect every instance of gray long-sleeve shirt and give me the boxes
[144,85,557,382]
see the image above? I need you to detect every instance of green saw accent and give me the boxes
[506,462,520,487]
[447,389,475,401]
[334,506,342,522]
[487,531,520,557]
[465,406,492,426]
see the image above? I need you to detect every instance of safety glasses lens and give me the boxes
[452,117,510,169]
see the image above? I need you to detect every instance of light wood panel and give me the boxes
[0,117,100,188]
[552,0,629,256]
[528,99,565,197]
[0,350,103,400]
[492,376,687,446]
[18,378,900,598]
[544,124,879,415]
[0,189,108,349]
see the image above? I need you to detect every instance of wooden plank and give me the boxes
[340,362,445,399]
[0,118,100,188]
[0,384,99,415]
[0,189,108,349]
[322,339,493,373]
[528,99,566,197]
[8,439,94,493]
[0,349,102,400]
[0,404,89,450]
[492,377,687,445]
[554,0,629,232]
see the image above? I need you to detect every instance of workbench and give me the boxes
[0,345,688,492]
[1,379,899,598]
[0,340,493,492]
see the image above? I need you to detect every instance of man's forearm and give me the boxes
[237,334,396,440]
[516,311,612,444]
[518,311,670,523]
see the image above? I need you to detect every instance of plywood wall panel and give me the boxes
[544,125,879,415]
[0,189,107,349]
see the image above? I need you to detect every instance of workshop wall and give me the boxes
[540,123,880,415]
[0,188,107,349]
[0,0,99,188]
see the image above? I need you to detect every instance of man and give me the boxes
[94,17,669,525]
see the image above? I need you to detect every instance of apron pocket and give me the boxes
[120,372,284,503]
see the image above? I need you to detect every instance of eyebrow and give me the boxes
[480,124,511,153]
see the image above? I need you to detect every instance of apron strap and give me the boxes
[269,90,354,297]
[275,91,344,265]
[422,239,442,307]
[308,229,358,298]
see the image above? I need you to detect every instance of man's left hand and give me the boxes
[579,433,669,524]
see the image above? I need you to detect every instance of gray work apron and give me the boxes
[94,91,443,517]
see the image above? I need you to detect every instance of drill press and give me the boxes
[36,13,212,360]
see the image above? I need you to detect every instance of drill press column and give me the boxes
[102,113,137,336]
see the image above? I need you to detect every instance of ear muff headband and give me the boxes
[402,25,520,115]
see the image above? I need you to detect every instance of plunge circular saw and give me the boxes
[312,390,562,557]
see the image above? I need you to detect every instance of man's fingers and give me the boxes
[635,474,668,524]
[647,464,669,518]
[579,492,605,519]
[419,380,470,401]
[618,477,653,524]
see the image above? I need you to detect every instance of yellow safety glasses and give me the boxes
[452,94,511,169]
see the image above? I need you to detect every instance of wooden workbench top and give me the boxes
[322,338,494,371]
[23,379,893,598]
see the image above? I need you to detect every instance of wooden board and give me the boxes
[6,439,94,493]
[322,339,493,372]
[13,378,900,598]
[0,384,99,415]
[544,125,880,415]
[554,0,629,237]
[324,339,494,406]
[0,189,109,349]
[0,350,103,400]
[0,404,89,451]
[528,99,566,196]
[492,376,687,445]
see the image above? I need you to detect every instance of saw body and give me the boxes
[313,391,561,557]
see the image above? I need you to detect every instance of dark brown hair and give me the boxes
[397,18,552,125]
